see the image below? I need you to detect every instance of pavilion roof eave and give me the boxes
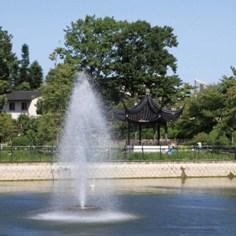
[160,107,183,122]
[113,95,183,124]
[125,95,161,115]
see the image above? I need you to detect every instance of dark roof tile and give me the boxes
[6,90,40,101]
[114,95,182,123]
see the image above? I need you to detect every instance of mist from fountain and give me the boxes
[32,72,137,223]
[55,72,113,209]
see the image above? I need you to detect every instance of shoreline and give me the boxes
[0,161,236,181]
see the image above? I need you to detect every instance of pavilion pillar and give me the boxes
[127,121,130,145]
[164,122,168,143]
[138,123,142,145]
[157,124,160,145]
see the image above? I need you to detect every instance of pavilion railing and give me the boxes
[117,145,236,162]
[0,145,236,162]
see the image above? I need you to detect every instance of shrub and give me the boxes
[193,132,209,144]
[12,135,31,146]
[208,127,229,145]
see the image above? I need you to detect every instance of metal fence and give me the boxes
[0,145,236,162]
[119,145,236,162]
[0,146,56,162]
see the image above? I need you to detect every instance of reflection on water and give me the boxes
[1,177,236,193]
[1,178,236,236]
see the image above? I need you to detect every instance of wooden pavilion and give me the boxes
[114,94,182,145]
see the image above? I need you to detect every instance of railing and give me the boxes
[0,146,56,162]
[118,145,236,162]
[0,145,236,162]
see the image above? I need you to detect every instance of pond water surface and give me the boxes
[1,178,236,236]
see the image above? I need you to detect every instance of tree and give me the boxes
[0,27,19,91]
[219,67,236,143]
[15,81,31,90]
[36,112,61,145]
[14,44,44,90]
[0,80,8,109]
[29,61,43,89]
[175,85,224,138]
[208,126,229,145]
[38,63,75,114]
[51,16,182,106]
[0,113,16,143]
[113,21,180,105]
[15,114,38,145]
[17,44,30,87]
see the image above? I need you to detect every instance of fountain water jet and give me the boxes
[31,72,138,223]
[55,72,113,210]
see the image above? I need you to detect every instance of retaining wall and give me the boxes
[0,162,236,181]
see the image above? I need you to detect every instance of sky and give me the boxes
[1,0,236,85]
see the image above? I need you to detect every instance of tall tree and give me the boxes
[113,21,180,105]
[17,43,30,87]
[38,63,75,114]
[0,27,18,91]
[29,60,43,89]
[219,67,236,141]
[0,113,16,143]
[51,16,182,106]
[175,85,225,138]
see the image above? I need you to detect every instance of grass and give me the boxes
[0,149,54,162]
[115,150,236,161]
[0,147,235,162]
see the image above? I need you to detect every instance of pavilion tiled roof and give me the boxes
[114,95,182,123]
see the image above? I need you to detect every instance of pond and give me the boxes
[1,178,236,236]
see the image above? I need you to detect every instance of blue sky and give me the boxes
[1,0,236,85]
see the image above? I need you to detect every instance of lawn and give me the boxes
[0,148,54,162]
[115,150,235,161]
[0,146,235,162]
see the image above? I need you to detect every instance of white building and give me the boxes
[193,79,208,94]
[2,90,40,119]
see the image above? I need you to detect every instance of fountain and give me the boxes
[2,75,236,235]
[33,72,136,223]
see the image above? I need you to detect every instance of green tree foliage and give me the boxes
[29,61,43,89]
[114,21,180,106]
[175,85,224,138]
[220,67,236,135]
[192,132,209,144]
[15,81,31,90]
[0,29,43,93]
[36,112,61,145]
[0,113,16,143]
[35,63,74,144]
[0,80,8,109]
[14,44,43,90]
[173,67,236,145]
[38,63,75,114]
[51,16,182,106]
[18,44,30,85]
[208,126,229,145]
[16,114,38,145]
[0,27,18,92]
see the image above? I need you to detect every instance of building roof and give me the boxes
[5,90,40,101]
[114,95,182,124]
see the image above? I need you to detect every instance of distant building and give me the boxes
[192,79,208,94]
[2,90,40,119]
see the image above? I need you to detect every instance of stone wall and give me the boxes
[0,161,236,181]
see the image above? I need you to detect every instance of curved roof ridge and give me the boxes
[126,95,148,114]
[114,94,182,123]
[146,95,161,114]
[161,107,182,114]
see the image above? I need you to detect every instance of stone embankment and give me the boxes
[0,161,236,181]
